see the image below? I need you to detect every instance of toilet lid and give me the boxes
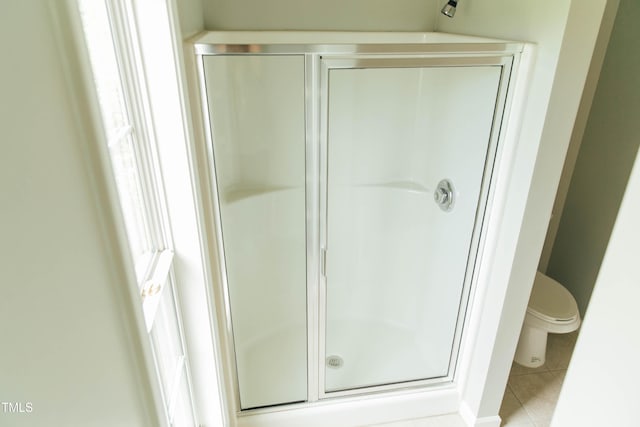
[527,272,579,322]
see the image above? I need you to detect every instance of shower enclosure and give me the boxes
[194,32,523,413]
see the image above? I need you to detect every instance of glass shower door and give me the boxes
[324,64,503,392]
[204,55,307,409]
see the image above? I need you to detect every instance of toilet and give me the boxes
[514,271,581,368]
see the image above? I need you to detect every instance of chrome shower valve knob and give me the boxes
[434,179,455,211]
[434,187,450,204]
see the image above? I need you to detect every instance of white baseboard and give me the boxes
[459,401,501,427]
[235,387,459,427]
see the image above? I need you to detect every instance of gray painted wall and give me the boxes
[174,0,205,37]
[547,0,640,315]
[202,0,439,31]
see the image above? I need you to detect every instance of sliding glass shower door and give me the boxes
[324,64,503,392]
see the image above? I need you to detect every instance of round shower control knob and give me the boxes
[434,179,455,212]
[434,187,450,204]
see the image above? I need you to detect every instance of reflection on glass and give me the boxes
[150,278,184,396]
[78,0,128,141]
[171,367,196,425]
[78,0,152,281]
[108,135,151,276]
[204,55,307,409]
[325,66,501,392]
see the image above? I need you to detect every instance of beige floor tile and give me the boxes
[500,387,534,426]
[550,369,566,383]
[533,418,552,427]
[501,327,578,427]
[509,361,549,377]
[508,371,564,422]
[503,419,535,427]
[545,331,578,371]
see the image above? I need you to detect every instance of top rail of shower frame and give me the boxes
[191,31,525,56]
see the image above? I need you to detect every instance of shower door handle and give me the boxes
[434,179,455,212]
[321,247,327,277]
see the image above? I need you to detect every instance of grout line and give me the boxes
[502,330,579,427]
[503,384,535,427]
[508,385,528,411]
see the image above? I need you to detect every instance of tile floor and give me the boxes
[499,331,579,427]
[369,330,578,427]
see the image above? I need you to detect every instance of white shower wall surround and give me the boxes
[192,31,529,426]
